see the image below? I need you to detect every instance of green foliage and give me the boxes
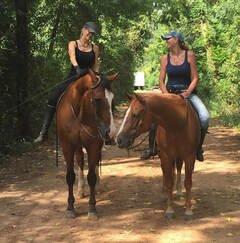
[0,0,153,154]
[0,0,239,155]
[138,0,239,122]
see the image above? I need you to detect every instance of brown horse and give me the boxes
[117,92,200,219]
[57,70,117,218]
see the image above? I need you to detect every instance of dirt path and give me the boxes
[0,110,240,243]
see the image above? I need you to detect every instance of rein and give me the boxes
[79,123,102,139]
[127,132,149,151]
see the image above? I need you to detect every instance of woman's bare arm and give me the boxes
[68,41,78,66]
[92,44,100,73]
[182,51,199,97]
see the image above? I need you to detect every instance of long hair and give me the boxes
[179,40,189,50]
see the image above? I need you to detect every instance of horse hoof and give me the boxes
[88,211,98,220]
[165,212,174,220]
[66,209,77,219]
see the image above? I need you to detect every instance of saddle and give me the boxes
[167,84,197,95]
[167,84,198,116]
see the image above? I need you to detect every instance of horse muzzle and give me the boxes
[98,123,110,140]
[116,133,134,148]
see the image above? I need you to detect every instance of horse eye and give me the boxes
[133,113,140,118]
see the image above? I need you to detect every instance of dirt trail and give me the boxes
[0,109,240,243]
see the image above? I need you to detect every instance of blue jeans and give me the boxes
[188,94,210,130]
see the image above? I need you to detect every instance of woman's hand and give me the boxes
[74,65,81,75]
[181,90,191,98]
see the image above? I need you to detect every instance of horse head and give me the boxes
[87,72,118,141]
[117,93,153,148]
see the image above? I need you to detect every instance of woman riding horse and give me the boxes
[34,22,100,143]
[117,92,200,218]
[142,31,210,161]
[57,71,117,218]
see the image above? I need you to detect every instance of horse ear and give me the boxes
[126,93,133,101]
[134,92,146,106]
[107,72,119,81]
[89,69,97,82]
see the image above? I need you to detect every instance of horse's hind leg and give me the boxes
[76,148,85,198]
[62,143,76,218]
[184,156,195,219]
[176,159,184,197]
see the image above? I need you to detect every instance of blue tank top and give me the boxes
[166,51,191,89]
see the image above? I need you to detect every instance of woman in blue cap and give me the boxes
[142,31,209,161]
[34,22,100,143]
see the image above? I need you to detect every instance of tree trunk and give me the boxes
[47,3,63,57]
[14,0,30,138]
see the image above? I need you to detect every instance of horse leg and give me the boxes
[95,160,100,193]
[176,159,184,197]
[158,154,167,202]
[184,156,195,220]
[161,157,175,219]
[76,148,85,199]
[86,146,101,219]
[62,143,76,218]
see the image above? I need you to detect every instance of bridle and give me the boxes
[79,77,111,140]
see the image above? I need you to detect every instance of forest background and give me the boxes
[0,0,239,156]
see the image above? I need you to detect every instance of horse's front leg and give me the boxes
[86,143,102,219]
[76,148,85,198]
[184,155,195,220]
[176,159,184,197]
[62,143,76,218]
[161,156,175,219]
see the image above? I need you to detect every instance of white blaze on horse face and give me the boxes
[117,106,131,137]
[105,89,116,138]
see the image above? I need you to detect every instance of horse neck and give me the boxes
[78,91,96,125]
[148,95,188,130]
[74,75,93,96]
[70,75,93,115]
[138,110,154,135]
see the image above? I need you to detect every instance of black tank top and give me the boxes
[69,41,95,76]
[166,51,191,89]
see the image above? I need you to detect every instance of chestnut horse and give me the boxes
[57,70,117,218]
[117,92,200,219]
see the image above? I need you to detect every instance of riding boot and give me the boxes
[34,105,56,143]
[196,129,208,162]
[140,125,157,160]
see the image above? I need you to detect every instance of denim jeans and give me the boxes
[188,94,210,130]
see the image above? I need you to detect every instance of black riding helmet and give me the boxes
[83,22,99,35]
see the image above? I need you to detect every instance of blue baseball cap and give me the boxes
[83,22,98,34]
[161,31,185,42]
